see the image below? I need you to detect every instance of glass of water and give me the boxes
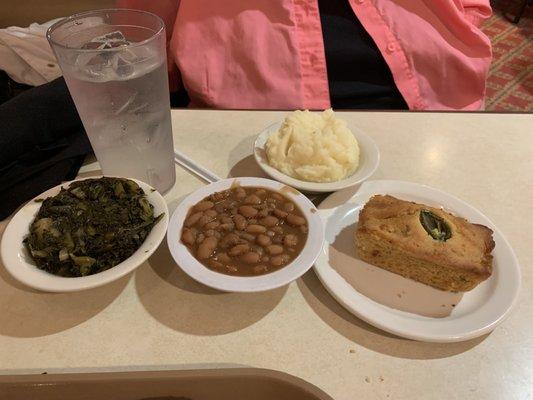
[47,9,176,193]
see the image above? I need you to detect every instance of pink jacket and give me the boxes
[120,0,492,110]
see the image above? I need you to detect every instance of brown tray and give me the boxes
[0,368,334,400]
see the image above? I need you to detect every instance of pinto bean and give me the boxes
[233,214,247,230]
[256,234,272,246]
[185,211,203,227]
[235,187,246,199]
[211,192,227,202]
[195,200,214,211]
[220,233,240,248]
[236,231,255,242]
[241,252,260,264]
[214,200,228,212]
[246,224,267,234]
[283,202,295,212]
[271,254,290,267]
[266,244,284,255]
[204,209,217,218]
[208,259,224,269]
[219,223,235,231]
[197,236,218,259]
[229,243,250,256]
[181,229,196,245]
[260,216,278,227]
[286,214,306,226]
[271,193,284,201]
[197,214,215,227]
[258,209,269,218]
[245,194,261,205]
[204,221,220,230]
[238,205,258,218]
[220,215,233,224]
[251,245,264,255]
[273,209,288,219]
[217,252,231,264]
[223,200,238,211]
[283,234,298,247]
[253,265,269,274]
[273,235,283,244]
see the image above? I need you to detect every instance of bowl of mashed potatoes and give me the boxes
[254,109,379,192]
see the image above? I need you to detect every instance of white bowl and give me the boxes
[167,177,325,292]
[254,121,380,193]
[1,177,169,292]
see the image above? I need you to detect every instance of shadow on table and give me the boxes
[167,194,188,216]
[297,271,488,360]
[0,264,130,338]
[76,170,102,179]
[227,135,269,179]
[135,239,287,336]
[228,155,269,179]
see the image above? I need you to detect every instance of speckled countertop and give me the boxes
[1,110,531,400]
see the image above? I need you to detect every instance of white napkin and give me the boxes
[0,18,63,86]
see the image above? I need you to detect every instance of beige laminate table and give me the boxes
[1,110,532,400]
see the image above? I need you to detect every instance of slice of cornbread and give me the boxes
[355,195,494,292]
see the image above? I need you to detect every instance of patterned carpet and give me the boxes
[482,1,533,111]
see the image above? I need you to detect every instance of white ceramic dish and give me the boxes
[314,180,521,342]
[1,177,169,292]
[253,120,380,193]
[167,177,324,292]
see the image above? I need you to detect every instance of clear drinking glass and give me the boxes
[47,9,176,193]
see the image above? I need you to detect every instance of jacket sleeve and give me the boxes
[116,0,181,91]
[460,0,492,26]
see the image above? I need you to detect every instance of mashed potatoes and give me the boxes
[265,109,359,183]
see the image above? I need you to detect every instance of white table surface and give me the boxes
[0,110,532,400]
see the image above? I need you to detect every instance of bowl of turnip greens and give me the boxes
[1,176,168,292]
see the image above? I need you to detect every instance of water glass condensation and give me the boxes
[47,9,176,193]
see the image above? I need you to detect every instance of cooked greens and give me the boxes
[24,177,163,277]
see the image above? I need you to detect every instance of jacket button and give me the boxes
[386,42,396,52]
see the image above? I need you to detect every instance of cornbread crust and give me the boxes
[356,195,495,292]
